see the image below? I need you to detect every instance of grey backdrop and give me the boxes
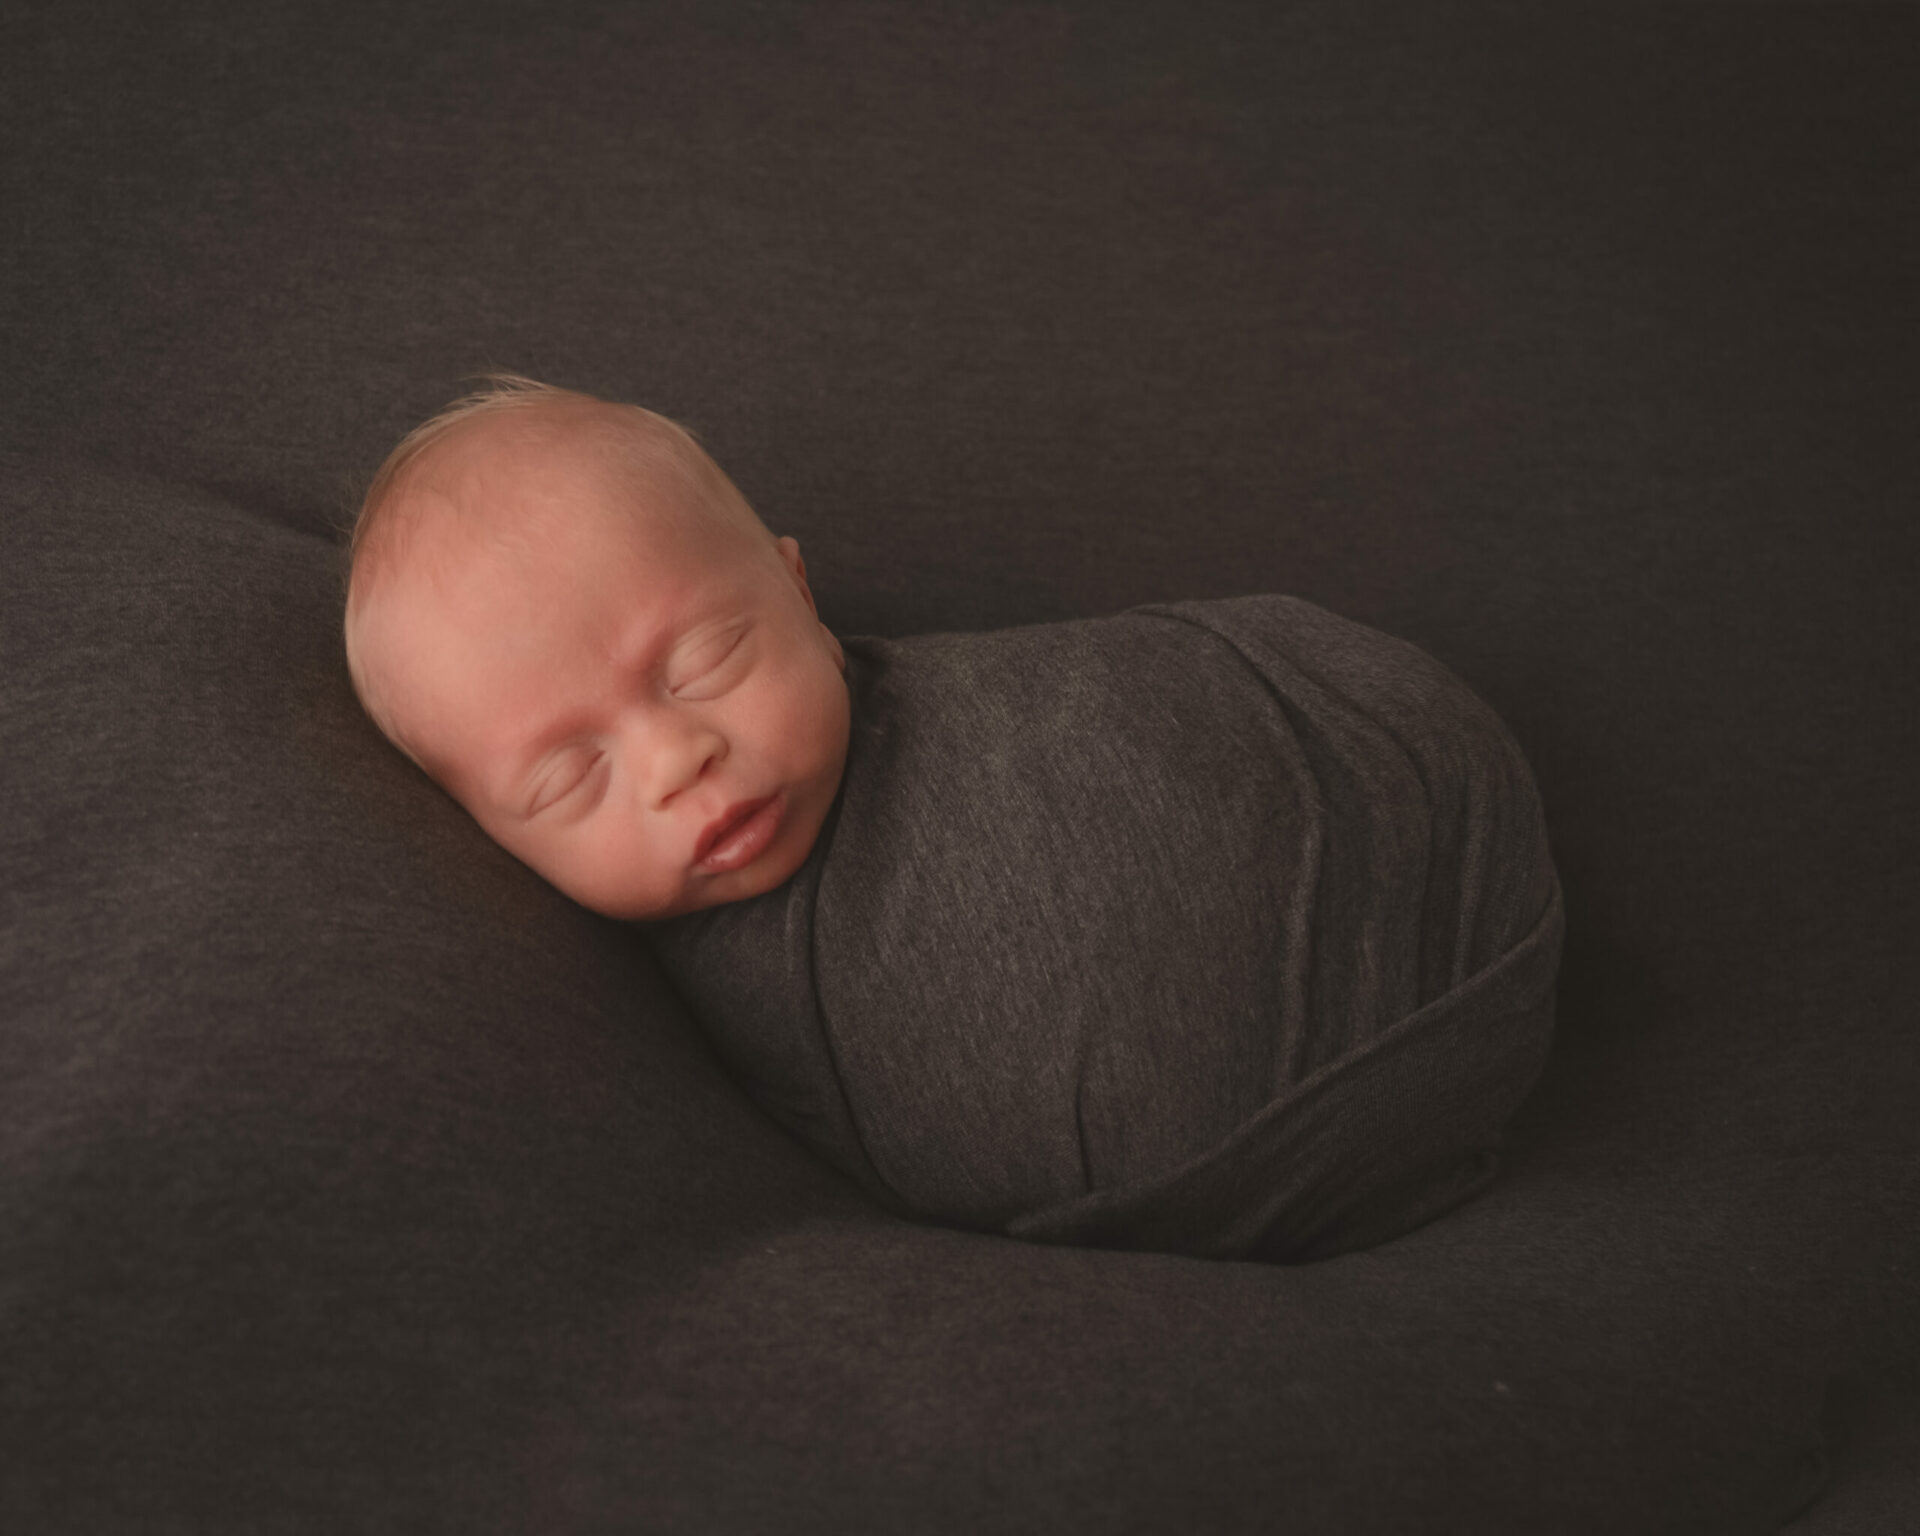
[3,2,1915,1531]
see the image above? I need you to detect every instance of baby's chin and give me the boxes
[617,868,792,924]
[615,881,756,925]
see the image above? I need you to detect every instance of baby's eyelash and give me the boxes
[533,755,601,815]
[674,631,749,693]
[709,630,748,669]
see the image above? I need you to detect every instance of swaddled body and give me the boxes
[643,593,1564,1262]
[338,382,1560,1260]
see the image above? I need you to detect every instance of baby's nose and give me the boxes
[630,713,726,806]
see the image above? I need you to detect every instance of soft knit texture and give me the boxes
[642,593,1564,1260]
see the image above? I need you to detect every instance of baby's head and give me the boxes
[342,375,850,922]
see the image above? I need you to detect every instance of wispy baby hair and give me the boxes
[346,372,576,579]
[344,372,759,604]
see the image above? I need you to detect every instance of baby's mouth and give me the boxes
[692,793,784,872]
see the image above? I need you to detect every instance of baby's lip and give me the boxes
[694,795,776,865]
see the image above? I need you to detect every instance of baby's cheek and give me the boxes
[584,825,676,920]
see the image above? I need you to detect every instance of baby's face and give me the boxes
[352,434,850,922]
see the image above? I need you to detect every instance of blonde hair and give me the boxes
[340,373,772,761]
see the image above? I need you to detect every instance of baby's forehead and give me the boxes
[399,476,756,621]
[400,429,681,556]
[367,403,771,621]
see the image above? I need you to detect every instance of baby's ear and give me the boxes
[776,536,822,608]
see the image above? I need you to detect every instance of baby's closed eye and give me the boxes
[670,627,750,698]
[526,629,754,818]
[530,751,606,816]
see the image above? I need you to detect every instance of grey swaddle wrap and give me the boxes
[641,593,1564,1261]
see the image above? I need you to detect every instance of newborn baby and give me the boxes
[344,375,1565,1263]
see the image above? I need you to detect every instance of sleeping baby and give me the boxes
[342,374,1565,1263]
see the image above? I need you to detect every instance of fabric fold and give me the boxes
[642,593,1563,1260]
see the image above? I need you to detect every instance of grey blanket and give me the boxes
[641,594,1563,1261]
